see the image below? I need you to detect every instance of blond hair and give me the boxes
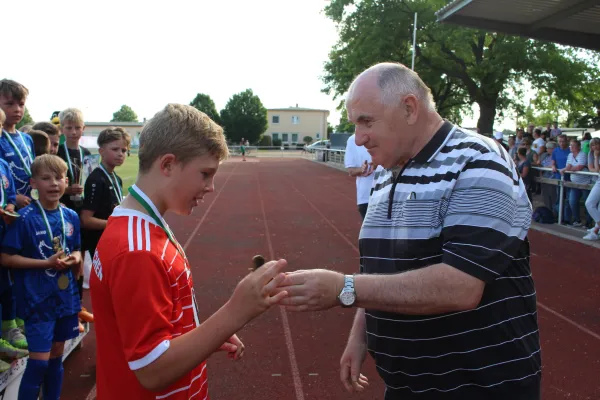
[98,127,132,148]
[138,104,228,173]
[59,107,84,126]
[31,154,68,178]
[0,108,5,125]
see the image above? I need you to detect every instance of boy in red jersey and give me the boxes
[89,104,289,399]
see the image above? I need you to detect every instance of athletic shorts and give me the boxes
[25,314,80,353]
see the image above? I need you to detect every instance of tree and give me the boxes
[327,122,334,135]
[189,93,221,125]
[16,107,34,129]
[111,105,138,122]
[322,0,600,134]
[303,136,313,145]
[220,89,268,144]
[336,107,355,133]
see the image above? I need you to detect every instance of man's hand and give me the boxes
[361,161,375,177]
[340,334,369,393]
[16,194,31,208]
[217,334,245,360]
[227,259,289,323]
[58,254,80,270]
[276,269,344,311]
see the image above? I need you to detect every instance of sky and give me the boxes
[4,0,505,131]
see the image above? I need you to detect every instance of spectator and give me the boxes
[532,129,545,155]
[540,141,558,216]
[550,122,562,138]
[581,132,592,154]
[344,134,375,220]
[517,147,533,202]
[561,139,591,226]
[584,138,600,240]
[493,131,508,151]
[508,135,517,160]
[551,134,571,221]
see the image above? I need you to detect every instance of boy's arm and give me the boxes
[109,251,288,392]
[5,165,17,208]
[81,177,107,230]
[1,252,64,269]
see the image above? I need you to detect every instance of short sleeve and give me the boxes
[344,138,359,168]
[1,160,17,206]
[83,173,104,212]
[1,215,27,255]
[441,152,529,283]
[69,211,81,252]
[110,251,173,370]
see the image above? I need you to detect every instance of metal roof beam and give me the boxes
[529,0,600,31]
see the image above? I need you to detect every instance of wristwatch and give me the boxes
[338,275,357,308]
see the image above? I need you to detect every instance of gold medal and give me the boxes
[2,210,20,218]
[30,189,39,201]
[57,273,69,290]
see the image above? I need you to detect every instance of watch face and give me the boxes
[339,290,355,306]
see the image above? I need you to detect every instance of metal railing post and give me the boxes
[558,175,564,224]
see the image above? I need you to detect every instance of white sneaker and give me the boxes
[583,232,600,240]
[588,226,600,233]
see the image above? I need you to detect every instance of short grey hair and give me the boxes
[545,141,556,149]
[347,62,436,111]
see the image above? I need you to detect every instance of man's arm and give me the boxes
[353,264,483,314]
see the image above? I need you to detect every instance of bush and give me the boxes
[258,135,272,146]
[303,136,313,145]
[273,138,282,147]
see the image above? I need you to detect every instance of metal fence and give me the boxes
[311,149,598,227]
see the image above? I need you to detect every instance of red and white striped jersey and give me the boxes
[90,208,208,400]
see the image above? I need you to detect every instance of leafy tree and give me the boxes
[111,105,138,122]
[336,107,355,133]
[303,136,313,145]
[220,89,268,144]
[16,107,34,129]
[190,93,221,125]
[322,0,600,134]
[327,122,334,135]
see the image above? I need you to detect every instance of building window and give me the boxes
[316,133,320,139]
[292,133,298,143]
[272,115,279,123]
[292,116,300,124]
[282,133,289,142]
[272,133,279,141]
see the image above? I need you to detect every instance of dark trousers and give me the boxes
[358,203,368,220]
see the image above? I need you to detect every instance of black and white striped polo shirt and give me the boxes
[359,121,540,400]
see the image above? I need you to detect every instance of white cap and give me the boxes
[493,131,504,140]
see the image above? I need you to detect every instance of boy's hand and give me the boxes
[47,251,68,270]
[67,184,84,195]
[227,259,289,323]
[5,204,15,213]
[217,334,245,360]
[16,195,31,208]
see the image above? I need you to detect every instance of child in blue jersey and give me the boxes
[0,79,35,206]
[0,106,30,352]
[1,154,82,400]
[0,156,30,372]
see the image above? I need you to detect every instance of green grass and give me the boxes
[117,154,139,192]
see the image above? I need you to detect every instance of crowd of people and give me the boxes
[493,125,600,240]
[0,78,129,398]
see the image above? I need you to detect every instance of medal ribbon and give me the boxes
[0,175,5,208]
[128,184,186,260]
[2,130,32,176]
[99,164,123,203]
[63,143,84,186]
[35,201,67,255]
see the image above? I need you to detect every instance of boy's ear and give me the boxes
[29,178,37,190]
[159,154,177,176]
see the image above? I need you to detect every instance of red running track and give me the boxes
[62,157,600,400]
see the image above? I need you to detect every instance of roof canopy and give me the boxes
[436,0,600,51]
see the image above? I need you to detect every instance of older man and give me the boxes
[277,62,540,399]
